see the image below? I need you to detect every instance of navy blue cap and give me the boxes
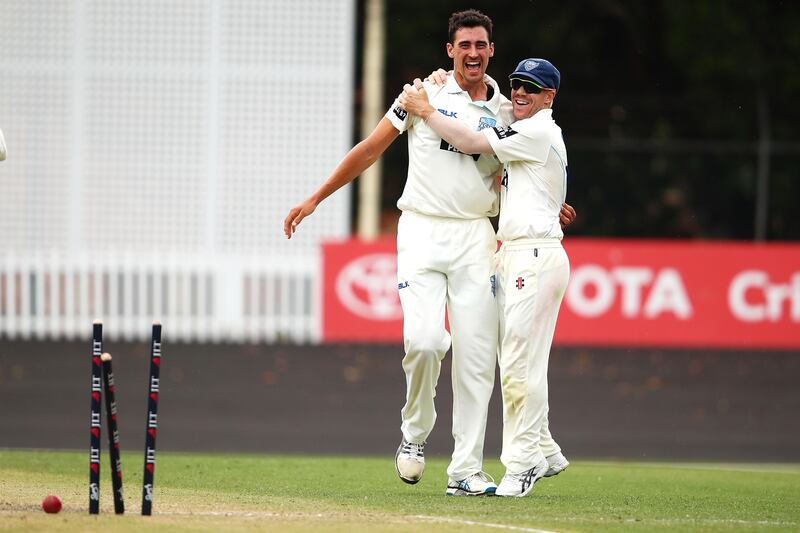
[509,58,560,91]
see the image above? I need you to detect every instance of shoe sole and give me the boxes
[544,462,569,478]
[542,465,569,477]
[446,487,496,496]
[398,473,420,485]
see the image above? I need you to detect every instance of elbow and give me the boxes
[354,140,377,167]
[362,145,379,166]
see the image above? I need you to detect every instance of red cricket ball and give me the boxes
[42,495,62,514]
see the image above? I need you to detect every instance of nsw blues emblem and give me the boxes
[478,117,496,131]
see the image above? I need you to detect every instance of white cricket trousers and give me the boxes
[495,238,569,474]
[396,211,498,481]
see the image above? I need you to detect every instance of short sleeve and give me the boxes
[385,97,420,134]
[483,119,549,164]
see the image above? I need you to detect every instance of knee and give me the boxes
[404,330,449,361]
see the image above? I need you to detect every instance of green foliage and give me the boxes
[372,0,800,240]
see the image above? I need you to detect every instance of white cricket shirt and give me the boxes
[386,75,513,219]
[484,109,568,241]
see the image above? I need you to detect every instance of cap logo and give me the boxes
[524,60,539,71]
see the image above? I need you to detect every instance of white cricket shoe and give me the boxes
[495,458,548,497]
[545,451,570,477]
[446,471,497,496]
[0,128,6,161]
[395,438,425,484]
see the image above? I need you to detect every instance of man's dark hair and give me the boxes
[448,9,493,43]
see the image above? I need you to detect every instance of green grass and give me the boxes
[1,449,799,532]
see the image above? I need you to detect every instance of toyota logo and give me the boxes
[335,253,402,320]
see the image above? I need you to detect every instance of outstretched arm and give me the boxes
[283,118,399,239]
[399,79,494,155]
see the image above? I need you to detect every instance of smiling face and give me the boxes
[447,26,494,90]
[510,80,556,120]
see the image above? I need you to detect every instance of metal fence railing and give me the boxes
[0,252,318,344]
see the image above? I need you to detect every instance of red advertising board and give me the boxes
[322,238,800,349]
[322,238,401,342]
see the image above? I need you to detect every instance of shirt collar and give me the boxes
[445,74,503,114]
[530,108,554,122]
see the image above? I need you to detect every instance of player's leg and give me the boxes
[395,213,451,483]
[444,217,498,492]
[532,250,570,474]
[496,243,569,497]
[539,408,570,477]
[398,270,449,443]
[497,245,548,474]
[539,408,559,456]
[502,245,566,476]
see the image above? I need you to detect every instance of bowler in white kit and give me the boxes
[285,10,508,496]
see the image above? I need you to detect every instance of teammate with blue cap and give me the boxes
[400,56,571,497]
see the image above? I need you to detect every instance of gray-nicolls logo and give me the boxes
[90,483,99,501]
[144,484,153,501]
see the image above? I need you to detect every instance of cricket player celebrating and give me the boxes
[399,57,571,497]
[285,10,508,496]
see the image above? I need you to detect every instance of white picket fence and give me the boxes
[0,252,319,343]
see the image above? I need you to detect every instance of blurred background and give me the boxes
[1,1,798,463]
